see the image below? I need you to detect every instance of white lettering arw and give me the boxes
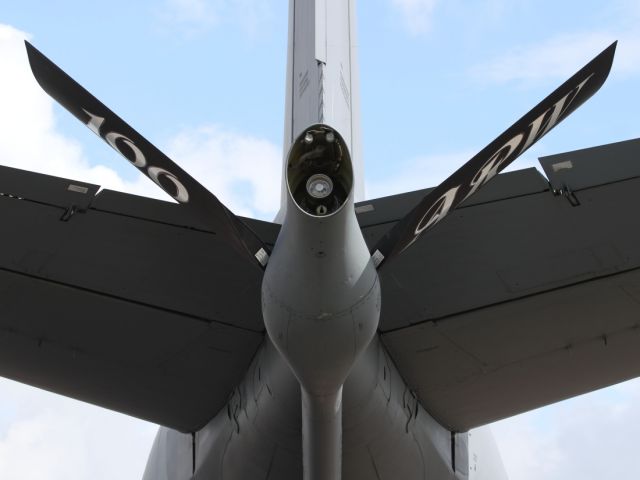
[82,109,190,203]
[401,186,460,252]
[462,133,524,203]
[404,72,596,249]
[415,186,460,235]
[520,74,594,153]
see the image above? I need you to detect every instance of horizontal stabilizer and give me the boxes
[0,165,275,431]
[371,42,617,268]
[368,138,640,430]
[540,137,640,192]
[25,42,269,269]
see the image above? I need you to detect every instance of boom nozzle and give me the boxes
[287,125,353,217]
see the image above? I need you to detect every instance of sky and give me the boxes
[1,0,640,479]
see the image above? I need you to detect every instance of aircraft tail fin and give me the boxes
[279,0,363,220]
[371,41,617,268]
[26,41,270,269]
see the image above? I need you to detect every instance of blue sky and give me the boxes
[1,0,640,478]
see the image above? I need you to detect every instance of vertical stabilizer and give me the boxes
[279,0,363,219]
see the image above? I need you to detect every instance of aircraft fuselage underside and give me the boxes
[143,336,465,480]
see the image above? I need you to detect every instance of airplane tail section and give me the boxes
[370,41,616,268]
[26,42,270,270]
[279,0,363,219]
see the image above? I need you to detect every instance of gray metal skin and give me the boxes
[142,128,508,478]
[263,125,380,479]
[143,1,509,478]
[278,0,364,221]
[143,337,463,480]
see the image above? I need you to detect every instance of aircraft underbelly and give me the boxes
[142,336,465,480]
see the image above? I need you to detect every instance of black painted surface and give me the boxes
[371,43,616,263]
[26,42,268,269]
[2,133,640,434]
[372,139,640,430]
[0,164,99,210]
[0,167,274,431]
[540,137,640,192]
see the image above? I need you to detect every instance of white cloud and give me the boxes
[391,0,439,35]
[164,125,282,219]
[365,146,545,201]
[0,24,156,199]
[0,24,160,480]
[158,0,220,36]
[0,379,156,480]
[390,0,518,35]
[0,23,282,220]
[366,150,473,200]
[471,30,640,87]
[492,377,640,480]
[232,0,275,38]
[471,32,615,86]
[157,0,274,38]
[0,22,282,480]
